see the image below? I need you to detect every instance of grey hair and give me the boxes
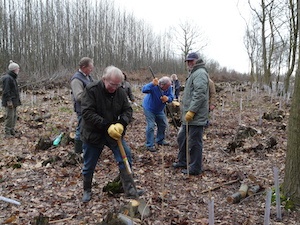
[171,74,178,80]
[102,65,124,81]
[79,57,93,68]
[159,76,172,85]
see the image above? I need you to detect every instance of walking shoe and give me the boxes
[157,141,169,146]
[181,169,201,176]
[172,162,186,168]
[146,146,157,152]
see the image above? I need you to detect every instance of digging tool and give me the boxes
[117,138,135,180]
[148,66,179,130]
[117,138,151,218]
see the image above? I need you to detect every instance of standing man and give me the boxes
[70,57,94,154]
[121,72,135,104]
[142,76,174,152]
[80,65,140,202]
[2,60,21,138]
[170,74,181,100]
[173,52,209,175]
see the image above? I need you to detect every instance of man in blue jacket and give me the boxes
[173,52,209,175]
[142,76,174,152]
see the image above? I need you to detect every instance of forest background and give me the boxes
[0,0,297,91]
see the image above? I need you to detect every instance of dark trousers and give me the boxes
[4,107,17,135]
[177,124,204,173]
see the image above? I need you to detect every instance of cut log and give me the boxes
[227,183,249,204]
[227,192,242,204]
[239,183,248,198]
[247,185,261,196]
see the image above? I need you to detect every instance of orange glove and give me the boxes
[160,95,168,103]
[152,78,159,86]
[185,111,195,122]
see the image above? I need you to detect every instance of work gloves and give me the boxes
[152,78,159,86]
[160,95,168,103]
[185,111,195,122]
[7,101,13,108]
[172,101,180,107]
[108,123,124,140]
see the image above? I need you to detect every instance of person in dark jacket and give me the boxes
[1,60,21,138]
[121,72,135,103]
[173,52,209,175]
[142,76,174,152]
[80,65,140,202]
[70,57,94,154]
[171,74,181,100]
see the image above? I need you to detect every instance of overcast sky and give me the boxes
[113,0,253,73]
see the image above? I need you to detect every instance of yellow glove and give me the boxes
[152,78,159,86]
[160,95,168,103]
[172,101,180,107]
[114,123,124,134]
[7,101,13,108]
[108,124,122,140]
[185,111,195,122]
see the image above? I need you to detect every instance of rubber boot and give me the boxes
[74,139,83,154]
[82,176,92,202]
[119,169,144,198]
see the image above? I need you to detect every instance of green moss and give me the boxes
[59,106,73,113]
[271,186,296,211]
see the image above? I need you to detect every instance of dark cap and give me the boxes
[185,52,199,61]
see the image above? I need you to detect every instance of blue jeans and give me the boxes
[82,139,132,178]
[75,114,82,141]
[177,125,204,173]
[143,108,167,147]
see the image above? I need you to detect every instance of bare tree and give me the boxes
[282,0,300,205]
[283,0,298,93]
[172,20,207,63]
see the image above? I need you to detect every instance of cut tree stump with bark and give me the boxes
[227,183,249,204]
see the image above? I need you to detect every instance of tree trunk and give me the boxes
[282,0,300,205]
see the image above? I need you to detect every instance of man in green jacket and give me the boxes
[173,52,209,175]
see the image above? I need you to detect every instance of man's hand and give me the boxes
[108,124,122,140]
[160,95,168,103]
[152,78,159,86]
[114,123,124,134]
[7,101,13,109]
[185,111,195,122]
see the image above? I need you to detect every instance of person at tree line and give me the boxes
[141,76,174,152]
[170,73,181,100]
[80,65,142,202]
[121,72,136,105]
[70,57,94,154]
[173,52,209,175]
[1,60,21,138]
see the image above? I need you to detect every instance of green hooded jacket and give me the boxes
[181,62,209,126]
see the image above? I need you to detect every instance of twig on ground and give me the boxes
[201,179,240,194]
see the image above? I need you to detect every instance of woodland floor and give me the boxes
[0,82,299,225]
